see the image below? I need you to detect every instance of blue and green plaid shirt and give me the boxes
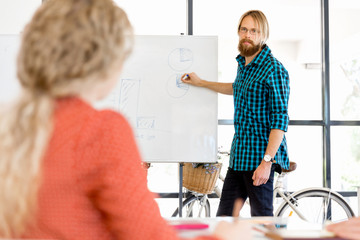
[230,45,290,171]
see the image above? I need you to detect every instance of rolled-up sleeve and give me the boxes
[268,64,290,132]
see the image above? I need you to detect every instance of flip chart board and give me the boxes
[96,35,219,163]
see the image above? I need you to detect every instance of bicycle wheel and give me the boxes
[171,195,211,217]
[275,188,355,224]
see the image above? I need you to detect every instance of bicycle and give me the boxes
[172,153,355,224]
[171,162,221,218]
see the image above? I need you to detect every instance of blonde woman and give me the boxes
[0,0,252,239]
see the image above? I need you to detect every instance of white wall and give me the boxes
[0,1,41,103]
[0,0,41,34]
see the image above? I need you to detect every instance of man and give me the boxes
[181,10,290,217]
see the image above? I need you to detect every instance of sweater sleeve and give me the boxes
[87,111,220,240]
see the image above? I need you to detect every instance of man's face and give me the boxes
[237,16,262,57]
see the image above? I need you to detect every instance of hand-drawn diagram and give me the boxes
[166,74,189,98]
[168,48,193,71]
[137,116,155,129]
[118,78,156,141]
[118,78,140,124]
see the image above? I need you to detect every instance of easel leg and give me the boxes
[179,163,184,217]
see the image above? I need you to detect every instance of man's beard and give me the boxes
[238,39,261,57]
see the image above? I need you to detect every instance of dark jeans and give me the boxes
[216,165,275,217]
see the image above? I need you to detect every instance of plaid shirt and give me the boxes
[230,45,290,171]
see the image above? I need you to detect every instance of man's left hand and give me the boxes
[252,161,272,186]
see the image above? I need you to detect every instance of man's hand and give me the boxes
[252,161,272,186]
[181,72,203,86]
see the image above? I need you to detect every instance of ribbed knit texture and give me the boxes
[22,97,218,240]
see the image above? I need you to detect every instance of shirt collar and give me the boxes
[236,44,271,68]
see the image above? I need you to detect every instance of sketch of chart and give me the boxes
[168,48,193,71]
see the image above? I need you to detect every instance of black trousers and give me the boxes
[216,165,275,217]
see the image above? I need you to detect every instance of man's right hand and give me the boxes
[181,72,234,95]
[181,72,203,87]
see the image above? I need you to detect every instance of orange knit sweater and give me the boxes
[23,97,218,240]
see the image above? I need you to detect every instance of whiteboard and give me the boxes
[0,34,219,163]
[96,35,218,163]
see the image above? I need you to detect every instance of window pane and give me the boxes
[218,94,234,120]
[218,125,234,153]
[331,126,360,191]
[193,0,322,120]
[114,0,186,35]
[286,126,323,190]
[330,0,360,120]
[217,124,234,190]
[147,163,179,192]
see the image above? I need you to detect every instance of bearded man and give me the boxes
[181,10,290,217]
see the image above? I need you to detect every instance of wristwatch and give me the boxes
[263,154,274,163]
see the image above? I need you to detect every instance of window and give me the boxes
[329,0,360,197]
[330,0,360,121]
[114,0,186,35]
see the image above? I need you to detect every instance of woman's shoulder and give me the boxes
[57,97,129,125]
[95,107,133,135]
[55,97,134,142]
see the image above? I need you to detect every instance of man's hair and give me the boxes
[237,10,269,46]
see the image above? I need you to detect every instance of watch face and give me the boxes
[264,155,271,162]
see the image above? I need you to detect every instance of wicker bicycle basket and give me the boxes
[183,163,222,194]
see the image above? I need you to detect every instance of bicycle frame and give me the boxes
[274,187,309,221]
[182,193,209,218]
[273,172,308,221]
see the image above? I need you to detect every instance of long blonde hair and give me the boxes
[0,0,133,237]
